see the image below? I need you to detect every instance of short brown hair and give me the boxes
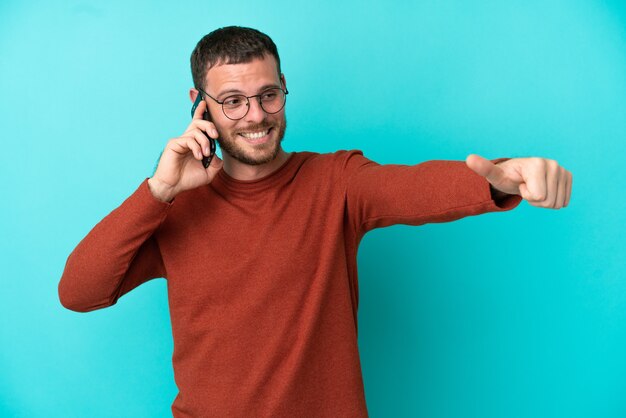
[190,26,282,91]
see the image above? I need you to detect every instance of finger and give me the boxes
[180,136,204,160]
[565,170,572,207]
[519,183,533,201]
[465,154,507,185]
[168,136,194,157]
[185,119,219,139]
[542,160,559,208]
[192,98,207,120]
[554,167,566,209]
[168,136,203,160]
[523,158,548,202]
[198,120,219,139]
[187,128,214,156]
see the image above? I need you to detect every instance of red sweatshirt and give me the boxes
[59,150,521,417]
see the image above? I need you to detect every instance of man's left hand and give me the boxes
[466,154,572,209]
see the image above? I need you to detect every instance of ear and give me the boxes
[280,74,287,89]
[189,88,200,103]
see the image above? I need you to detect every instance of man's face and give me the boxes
[202,55,287,166]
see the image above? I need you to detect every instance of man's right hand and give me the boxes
[148,100,223,203]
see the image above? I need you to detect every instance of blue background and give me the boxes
[1,0,625,417]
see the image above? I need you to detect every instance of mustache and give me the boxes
[235,123,274,134]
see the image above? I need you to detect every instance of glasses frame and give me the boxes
[197,85,289,120]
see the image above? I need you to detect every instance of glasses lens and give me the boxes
[259,88,286,114]
[222,95,249,119]
[222,89,287,120]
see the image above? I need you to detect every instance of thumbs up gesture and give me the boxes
[466,155,573,209]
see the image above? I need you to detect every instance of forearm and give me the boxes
[343,151,522,234]
[58,179,170,312]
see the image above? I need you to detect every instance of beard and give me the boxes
[216,115,287,166]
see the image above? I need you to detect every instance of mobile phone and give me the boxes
[191,93,216,168]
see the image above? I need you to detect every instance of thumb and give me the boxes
[206,154,224,178]
[465,154,506,186]
[518,183,534,201]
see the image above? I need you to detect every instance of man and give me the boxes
[59,26,572,417]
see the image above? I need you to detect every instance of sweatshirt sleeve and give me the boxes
[341,150,522,236]
[58,178,172,313]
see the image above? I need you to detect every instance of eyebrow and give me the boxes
[217,83,281,99]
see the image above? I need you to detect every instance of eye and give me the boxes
[224,96,245,107]
[260,90,278,101]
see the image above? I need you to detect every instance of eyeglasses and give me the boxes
[197,86,289,120]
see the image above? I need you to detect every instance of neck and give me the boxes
[222,148,291,181]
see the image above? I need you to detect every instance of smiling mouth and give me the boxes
[238,128,272,142]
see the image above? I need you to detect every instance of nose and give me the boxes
[243,97,267,123]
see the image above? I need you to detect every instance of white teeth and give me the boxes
[240,130,269,139]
